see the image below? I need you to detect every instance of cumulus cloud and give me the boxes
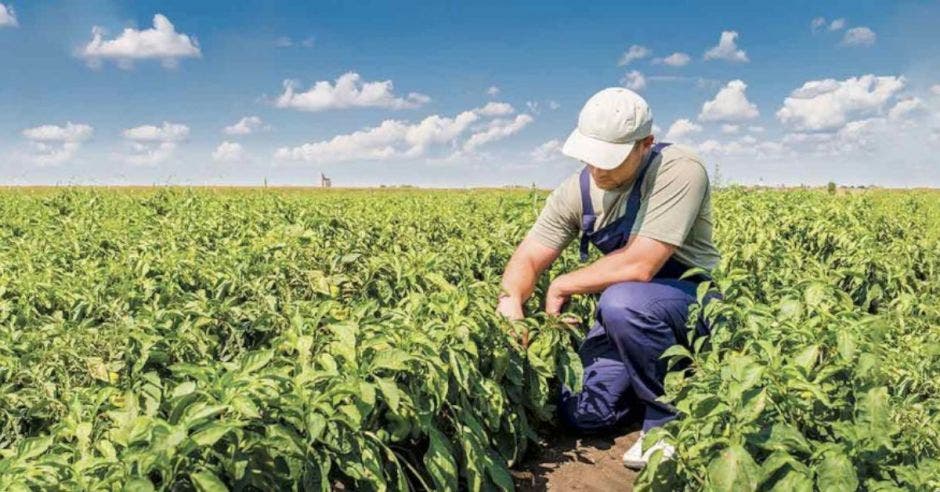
[699,80,759,122]
[829,18,846,31]
[275,72,430,112]
[212,141,246,163]
[932,84,940,96]
[748,125,765,133]
[697,135,786,159]
[776,75,905,131]
[21,122,94,166]
[477,102,515,117]
[653,52,691,67]
[841,27,876,47]
[531,139,562,162]
[721,124,740,134]
[120,121,189,165]
[487,86,500,97]
[618,44,651,66]
[665,118,702,141]
[888,97,925,121]
[622,70,647,91]
[462,114,533,152]
[811,17,826,32]
[274,105,533,163]
[0,3,17,27]
[79,14,201,69]
[223,116,267,135]
[704,31,749,62]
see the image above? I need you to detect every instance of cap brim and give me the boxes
[561,128,634,170]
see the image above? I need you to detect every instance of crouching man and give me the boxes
[497,87,721,470]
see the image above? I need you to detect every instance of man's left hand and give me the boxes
[545,276,572,315]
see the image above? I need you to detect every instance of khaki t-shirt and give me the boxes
[526,144,721,271]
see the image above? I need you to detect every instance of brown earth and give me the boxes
[512,427,641,491]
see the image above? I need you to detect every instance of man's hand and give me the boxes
[545,275,572,316]
[497,294,524,320]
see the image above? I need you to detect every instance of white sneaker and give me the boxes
[622,432,675,470]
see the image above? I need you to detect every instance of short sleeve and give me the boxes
[631,159,709,246]
[526,178,581,251]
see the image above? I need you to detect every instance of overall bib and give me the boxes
[559,143,717,433]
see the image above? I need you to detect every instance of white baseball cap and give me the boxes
[561,87,654,170]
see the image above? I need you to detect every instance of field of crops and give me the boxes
[1,186,938,491]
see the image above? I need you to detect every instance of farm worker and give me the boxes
[497,87,721,470]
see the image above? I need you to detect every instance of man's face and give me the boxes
[588,136,654,190]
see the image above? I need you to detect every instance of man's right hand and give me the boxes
[497,295,524,321]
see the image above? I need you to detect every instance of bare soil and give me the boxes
[512,426,641,491]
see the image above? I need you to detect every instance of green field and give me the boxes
[1,187,938,491]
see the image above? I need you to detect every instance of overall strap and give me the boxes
[578,167,596,261]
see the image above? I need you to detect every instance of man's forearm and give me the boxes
[500,253,539,301]
[555,254,653,296]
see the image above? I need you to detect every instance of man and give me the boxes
[497,87,721,470]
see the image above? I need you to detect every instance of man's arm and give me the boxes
[497,235,563,320]
[545,235,675,315]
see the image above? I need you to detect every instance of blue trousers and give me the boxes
[559,279,716,434]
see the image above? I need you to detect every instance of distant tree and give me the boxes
[827,181,837,194]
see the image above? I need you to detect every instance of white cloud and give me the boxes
[531,139,562,162]
[699,80,759,122]
[704,31,749,62]
[888,97,925,121]
[841,27,876,47]
[223,116,267,135]
[932,84,940,96]
[120,121,189,165]
[487,86,500,97]
[548,100,561,110]
[721,124,740,134]
[748,125,766,133]
[618,45,651,66]
[21,122,94,166]
[79,14,201,69]
[622,70,647,91]
[698,136,786,158]
[22,122,94,142]
[212,141,246,163]
[665,118,702,141]
[776,75,905,131]
[829,18,846,31]
[274,105,533,163]
[0,3,17,27]
[275,72,430,112]
[122,122,189,142]
[301,37,315,48]
[811,17,827,32]
[274,36,293,48]
[463,114,533,151]
[654,52,691,67]
[477,102,515,117]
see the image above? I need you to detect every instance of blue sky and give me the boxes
[1,0,939,187]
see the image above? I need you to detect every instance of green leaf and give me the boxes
[370,349,412,372]
[17,435,52,460]
[191,470,229,492]
[749,423,812,455]
[706,444,760,491]
[816,449,858,492]
[375,377,401,412]
[190,424,232,447]
[123,478,156,492]
[240,350,274,374]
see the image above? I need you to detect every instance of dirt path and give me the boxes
[512,427,641,491]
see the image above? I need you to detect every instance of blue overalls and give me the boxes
[558,143,718,433]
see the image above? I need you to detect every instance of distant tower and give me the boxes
[320,172,332,188]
